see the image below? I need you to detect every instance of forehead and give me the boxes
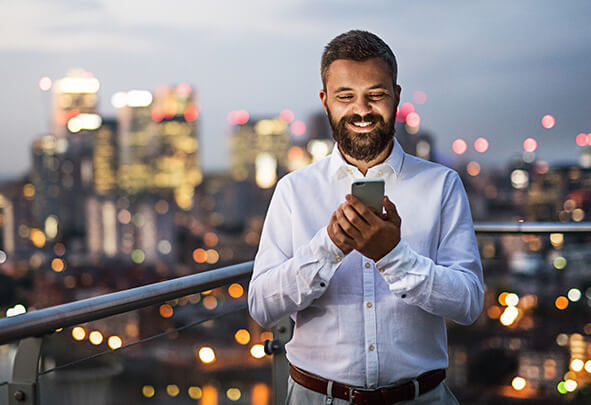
[325,58,393,91]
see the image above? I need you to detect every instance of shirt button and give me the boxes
[401,294,407,299]
[320,282,326,288]
[378,170,383,175]
[378,267,385,273]
[364,262,370,268]
[368,344,375,351]
[366,302,373,308]
[335,256,342,263]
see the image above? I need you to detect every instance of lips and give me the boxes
[348,120,377,132]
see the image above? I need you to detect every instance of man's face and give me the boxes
[320,58,401,162]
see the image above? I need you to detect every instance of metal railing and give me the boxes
[0,222,590,404]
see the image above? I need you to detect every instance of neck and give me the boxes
[338,139,394,176]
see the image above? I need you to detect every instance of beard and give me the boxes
[327,108,395,162]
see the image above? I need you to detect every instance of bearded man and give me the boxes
[248,30,483,404]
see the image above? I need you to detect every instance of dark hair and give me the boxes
[321,30,397,89]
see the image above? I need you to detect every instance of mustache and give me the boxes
[343,113,384,125]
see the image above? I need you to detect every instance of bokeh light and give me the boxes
[234,329,251,345]
[413,90,427,104]
[72,326,86,341]
[466,161,480,177]
[474,137,489,153]
[142,385,155,398]
[107,335,123,350]
[39,76,52,91]
[452,139,467,155]
[523,138,538,152]
[555,296,569,310]
[89,331,103,345]
[397,102,414,122]
[541,114,556,129]
[568,288,581,302]
[228,283,244,298]
[227,388,241,401]
[188,386,202,400]
[250,344,266,359]
[406,112,420,128]
[167,384,180,397]
[279,109,295,123]
[571,359,584,372]
[512,377,526,391]
[198,346,216,363]
[290,121,306,136]
[159,304,174,318]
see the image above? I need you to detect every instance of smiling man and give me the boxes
[248,30,484,404]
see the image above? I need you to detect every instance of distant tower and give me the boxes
[230,113,290,189]
[51,68,101,137]
[114,84,201,210]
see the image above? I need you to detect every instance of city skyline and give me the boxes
[1,0,591,180]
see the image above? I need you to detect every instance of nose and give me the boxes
[351,96,372,116]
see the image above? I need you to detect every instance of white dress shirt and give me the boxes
[248,140,484,388]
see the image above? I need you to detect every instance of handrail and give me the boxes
[0,261,253,346]
[474,222,591,233]
[0,222,589,346]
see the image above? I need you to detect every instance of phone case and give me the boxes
[351,179,385,214]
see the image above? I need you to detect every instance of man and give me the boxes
[248,30,483,404]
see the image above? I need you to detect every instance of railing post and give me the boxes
[3,337,43,405]
[264,317,293,405]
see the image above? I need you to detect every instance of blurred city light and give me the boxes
[413,90,427,104]
[512,377,526,391]
[227,388,241,401]
[39,76,52,91]
[541,114,556,129]
[505,293,519,307]
[452,139,467,155]
[568,288,582,302]
[523,138,538,152]
[228,283,244,298]
[107,335,123,350]
[250,344,266,359]
[564,379,577,392]
[198,346,216,364]
[474,137,489,153]
[6,304,27,317]
[290,120,306,136]
[555,296,569,310]
[234,329,250,345]
[397,102,414,122]
[51,258,65,272]
[467,161,480,177]
[142,385,155,398]
[188,386,202,400]
[166,384,180,397]
[279,109,295,123]
[72,326,86,341]
[0,250,6,264]
[89,331,103,345]
[159,304,173,318]
[202,295,218,310]
[571,359,584,372]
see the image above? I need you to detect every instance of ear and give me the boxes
[319,90,329,115]
[394,84,402,111]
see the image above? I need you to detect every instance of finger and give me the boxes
[336,207,363,240]
[383,196,401,225]
[341,204,370,233]
[346,195,380,225]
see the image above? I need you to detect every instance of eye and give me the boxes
[369,92,385,100]
[336,94,353,101]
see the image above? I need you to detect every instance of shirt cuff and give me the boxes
[375,239,430,300]
[312,227,346,282]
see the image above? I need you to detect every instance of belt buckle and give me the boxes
[349,386,374,405]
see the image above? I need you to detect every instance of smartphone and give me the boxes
[351,178,385,214]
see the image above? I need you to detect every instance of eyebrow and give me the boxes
[334,84,389,93]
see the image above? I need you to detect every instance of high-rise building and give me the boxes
[93,119,118,196]
[115,85,201,210]
[230,114,290,189]
[151,84,201,210]
[51,68,101,137]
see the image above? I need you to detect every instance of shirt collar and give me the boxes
[328,139,405,179]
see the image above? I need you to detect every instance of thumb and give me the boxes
[382,196,401,224]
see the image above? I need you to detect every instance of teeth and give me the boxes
[353,122,372,127]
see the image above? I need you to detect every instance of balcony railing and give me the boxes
[0,222,590,405]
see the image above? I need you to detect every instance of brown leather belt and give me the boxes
[289,364,446,405]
